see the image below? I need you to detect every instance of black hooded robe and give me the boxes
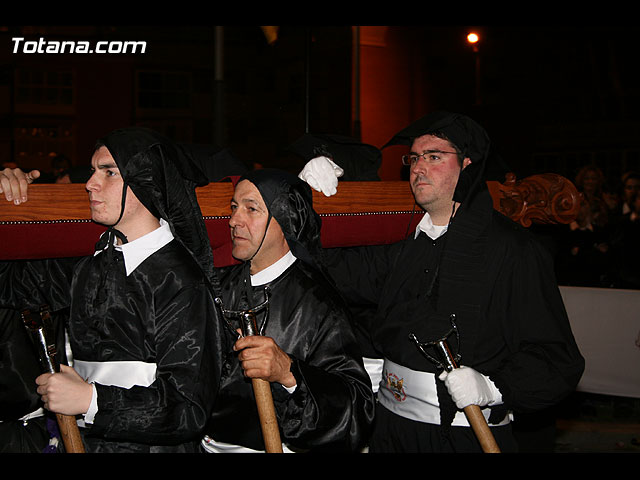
[0,128,224,452]
[203,169,375,452]
[324,112,584,452]
[325,199,585,452]
[209,259,375,452]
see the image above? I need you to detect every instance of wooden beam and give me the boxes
[0,181,418,222]
[0,175,580,263]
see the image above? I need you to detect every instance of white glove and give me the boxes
[438,366,502,410]
[298,156,344,197]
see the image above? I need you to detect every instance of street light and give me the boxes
[467,31,481,105]
[467,32,480,52]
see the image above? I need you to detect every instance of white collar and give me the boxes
[95,218,174,276]
[414,212,448,240]
[251,250,297,286]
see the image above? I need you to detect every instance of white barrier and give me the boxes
[560,286,640,399]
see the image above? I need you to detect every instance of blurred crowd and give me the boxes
[553,166,640,290]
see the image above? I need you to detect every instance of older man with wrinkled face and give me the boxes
[201,169,374,453]
[229,179,289,274]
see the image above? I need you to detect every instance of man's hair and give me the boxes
[416,130,466,166]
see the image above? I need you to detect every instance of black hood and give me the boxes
[238,168,322,270]
[98,126,218,293]
[384,111,506,205]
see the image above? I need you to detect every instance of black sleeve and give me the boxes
[273,302,375,451]
[488,237,585,413]
[0,257,80,312]
[88,283,220,446]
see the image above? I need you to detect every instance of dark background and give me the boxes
[1,23,639,188]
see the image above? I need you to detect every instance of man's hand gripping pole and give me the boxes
[21,306,85,453]
[410,315,501,453]
[216,293,283,453]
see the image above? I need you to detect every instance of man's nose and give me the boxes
[85,172,99,191]
[411,157,428,175]
[229,210,242,228]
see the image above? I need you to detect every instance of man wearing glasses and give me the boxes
[311,111,584,452]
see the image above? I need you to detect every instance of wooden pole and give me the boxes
[240,310,283,453]
[21,307,85,453]
[251,378,283,453]
[438,338,501,453]
[463,404,501,453]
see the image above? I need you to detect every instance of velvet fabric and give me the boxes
[0,210,423,264]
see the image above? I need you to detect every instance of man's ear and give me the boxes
[462,158,472,169]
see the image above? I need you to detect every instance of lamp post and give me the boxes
[467,32,481,106]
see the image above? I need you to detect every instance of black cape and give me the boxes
[206,169,374,451]
[325,112,584,451]
[209,260,375,452]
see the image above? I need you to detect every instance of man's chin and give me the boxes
[412,192,433,208]
[91,216,110,226]
[231,246,253,263]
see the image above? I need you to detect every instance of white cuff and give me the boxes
[83,383,98,424]
[282,383,297,394]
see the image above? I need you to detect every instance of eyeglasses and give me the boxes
[401,150,460,166]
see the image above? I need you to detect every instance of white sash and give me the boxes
[201,435,295,454]
[74,359,157,388]
[378,358,512,427]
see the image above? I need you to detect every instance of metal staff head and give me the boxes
[215,287,271,337]
[21,305,58,374]
[409,314,461,372]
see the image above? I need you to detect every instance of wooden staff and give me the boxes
[437,339,501,453]
[410,318,501,454]
[21,307,85,453]
[239,309,283,453]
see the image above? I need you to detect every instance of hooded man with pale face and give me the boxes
[0,127,224,452]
